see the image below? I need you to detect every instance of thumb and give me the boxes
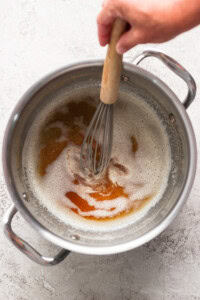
[116,28,146,54]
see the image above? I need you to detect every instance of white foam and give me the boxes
[23,95,172,232]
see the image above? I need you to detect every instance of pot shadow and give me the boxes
[37,241,164,300]
[30,235,167,300]
[36,205,196,300]
[3,200,198,300]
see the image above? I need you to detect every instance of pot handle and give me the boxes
[3,205,70,266]
[132,50,196,109]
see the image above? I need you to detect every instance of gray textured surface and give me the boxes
[0,1,200,299]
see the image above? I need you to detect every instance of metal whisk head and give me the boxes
[80,102,113,178]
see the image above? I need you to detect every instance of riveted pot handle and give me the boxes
[133,50,196,109]
[3,205,70,266]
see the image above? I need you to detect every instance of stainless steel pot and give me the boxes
[3,50,197,265]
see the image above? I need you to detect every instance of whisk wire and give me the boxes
[99,106,109,175]
[89,102,105,173]
[103,105,113,173]
[87,103,102,170]
[93,103,106,173]
[83,102,102,173]
[80,102,114,178]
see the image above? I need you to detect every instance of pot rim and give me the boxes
[2,59,197,255]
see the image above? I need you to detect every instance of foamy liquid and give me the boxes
[23,95,172,232]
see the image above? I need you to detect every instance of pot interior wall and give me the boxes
[8,63,189,248]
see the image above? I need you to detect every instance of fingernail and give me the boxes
[100,40,107,47]
[116,45,125,55]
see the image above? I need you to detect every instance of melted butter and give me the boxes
[38,99,95,175]
[38,140,67,176]
[37,99,152,221]
[72,169,129,200]
[89,175,129,201]
[66,191,96,212]
[62,192,152,222]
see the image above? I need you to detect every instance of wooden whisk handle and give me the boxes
[100,18,126,104]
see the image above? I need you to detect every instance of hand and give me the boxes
[97,0,200,54]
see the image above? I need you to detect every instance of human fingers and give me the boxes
[97,5,117,46]
[116,28,148,54]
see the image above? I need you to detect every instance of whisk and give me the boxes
[80,18,126,178]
